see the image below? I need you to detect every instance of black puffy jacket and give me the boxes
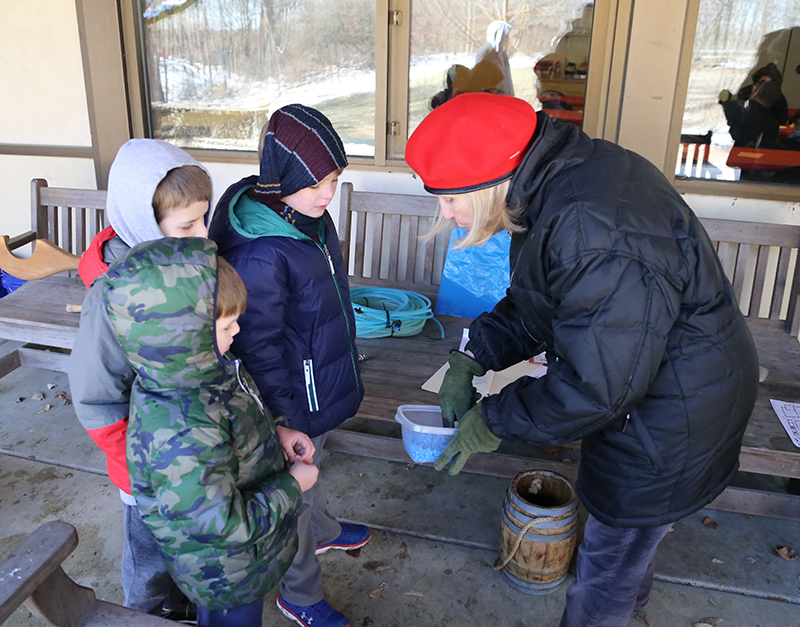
[468,114,759,528]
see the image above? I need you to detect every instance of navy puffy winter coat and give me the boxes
[468,114,759,528]
[209,177,363,437]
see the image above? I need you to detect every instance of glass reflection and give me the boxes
[409,1,594,137]
[678,2,800,185]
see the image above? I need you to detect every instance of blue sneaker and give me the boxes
[277,596,350,627]
[315,523,372,555]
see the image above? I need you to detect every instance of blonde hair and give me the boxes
[152,165,212,224]
[216,257,248,319]
[424,180,522,248]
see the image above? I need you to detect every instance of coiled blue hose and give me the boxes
[350,286,445,339]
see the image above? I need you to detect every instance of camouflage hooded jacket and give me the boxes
[102,238,302,610]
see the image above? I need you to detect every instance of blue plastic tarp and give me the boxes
[434,228,510,319]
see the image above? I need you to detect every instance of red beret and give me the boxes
[405,93,537,194]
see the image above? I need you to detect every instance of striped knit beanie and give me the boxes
[255,104,348,201]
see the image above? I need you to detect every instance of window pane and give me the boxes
[408,1,594,138]
[142,0,376,156]
[678,1,800,186]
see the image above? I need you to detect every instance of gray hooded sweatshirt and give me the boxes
[68,138,210,500]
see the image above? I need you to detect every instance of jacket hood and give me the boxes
[106,139,210,247]
[506,113,594,229]
[227,183,319,242]
[103,237,227,389]
[486,20,511,50]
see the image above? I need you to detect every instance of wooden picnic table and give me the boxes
[2,275,800,510]
[0,274,85,350]
[0,273,85,378]
[344,314,800,483]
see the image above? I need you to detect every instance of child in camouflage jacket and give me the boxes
[102,237,318,626]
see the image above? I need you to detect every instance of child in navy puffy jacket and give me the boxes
[208,104,369,627]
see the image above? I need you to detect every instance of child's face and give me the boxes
[281,170,340,218]
[215,314,240,355]
[158,200,209,238]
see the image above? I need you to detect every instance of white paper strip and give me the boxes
[770,399,800,448]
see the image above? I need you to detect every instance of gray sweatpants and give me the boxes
[279,433,342,606]
[122,502,185,613]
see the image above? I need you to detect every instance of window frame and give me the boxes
[124,0,800,202]
[120,0,623,172]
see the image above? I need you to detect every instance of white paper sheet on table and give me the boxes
[770,399,800,448]
[422,328,547,396]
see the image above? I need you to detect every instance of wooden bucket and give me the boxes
[495,469,578,595]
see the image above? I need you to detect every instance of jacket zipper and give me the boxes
[320,242,362,392]
[235,359,264,414]
[233,359,288,458]
[235,359,280,443]
[303,359,319,412]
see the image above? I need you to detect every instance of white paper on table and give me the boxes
[422,328,547,396]
[770,399,800,447]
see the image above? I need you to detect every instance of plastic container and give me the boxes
[395,405,457,463]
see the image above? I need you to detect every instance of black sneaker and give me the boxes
[161,600,198,625]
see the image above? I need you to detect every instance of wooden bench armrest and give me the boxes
[0,521,86,623]
[0,235,80,281]
[6,230,36,251]
[0,521,172,626]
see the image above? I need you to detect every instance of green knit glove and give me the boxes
[434,403,501,475]
[439,351,486,428]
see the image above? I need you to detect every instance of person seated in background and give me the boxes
[720,79,783,147]
[736,64,789,124]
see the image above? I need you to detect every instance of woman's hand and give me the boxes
[434,402,501,475]
[277,425,315,463]
[439,351,486,428]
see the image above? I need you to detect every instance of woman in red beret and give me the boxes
[406,92,758,627]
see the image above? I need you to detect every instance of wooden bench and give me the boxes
[337,182,448,304]
[702,217,800,335]
[336,183,800,335]
[0,520,171,626]
[1,179,107,281]
[0,179,106,378]
[1,181,799,370]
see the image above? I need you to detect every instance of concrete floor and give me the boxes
[1,345,799,626]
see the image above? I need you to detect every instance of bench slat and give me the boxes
[338,182,445,302]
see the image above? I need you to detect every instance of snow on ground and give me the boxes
[158,51,545,111]
[158,57,377,110]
